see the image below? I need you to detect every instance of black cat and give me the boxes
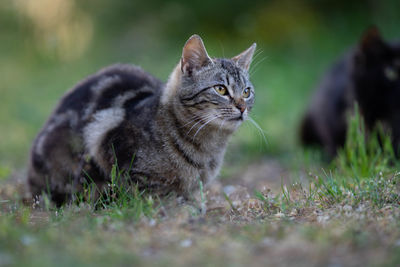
[300,27,400,157]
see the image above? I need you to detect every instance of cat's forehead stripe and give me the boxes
[218,59,246,86]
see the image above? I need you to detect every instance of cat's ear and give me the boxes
[232,43,257,72]
[181,35,213,75]
[358,26,387,57]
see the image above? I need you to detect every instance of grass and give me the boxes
[1,109,399,266]
[336,105,398,178]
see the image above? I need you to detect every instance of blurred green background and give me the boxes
[0,0,399,173]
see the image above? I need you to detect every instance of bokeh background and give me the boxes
[1,0,399,177]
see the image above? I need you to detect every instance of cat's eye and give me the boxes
[385,66,398,81]
[214,85,228,95]
[242,87,251,98]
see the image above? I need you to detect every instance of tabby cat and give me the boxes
[300,27,400,157]
[28,35,257,205]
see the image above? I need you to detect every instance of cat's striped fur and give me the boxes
[28,35,256,205]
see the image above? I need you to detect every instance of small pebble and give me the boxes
[180,239,192,248]
[148,219,156,227]
[223,185,236,196]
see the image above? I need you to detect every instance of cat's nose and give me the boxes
[235,100,246,113]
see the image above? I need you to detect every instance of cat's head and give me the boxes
[353,27,400,112]
[163,35,256,132]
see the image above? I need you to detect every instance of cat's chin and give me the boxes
[215,118,243,132]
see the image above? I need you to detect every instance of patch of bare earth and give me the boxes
[0,160,399,266]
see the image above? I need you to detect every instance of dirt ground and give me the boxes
[0,160,399,267]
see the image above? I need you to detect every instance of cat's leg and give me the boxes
[300,111,344,158]
[389,115,400,156]
[300,113,324,147]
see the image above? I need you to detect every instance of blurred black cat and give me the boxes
[300,27,400,157]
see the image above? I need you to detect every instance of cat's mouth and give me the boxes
[228,115,244,121]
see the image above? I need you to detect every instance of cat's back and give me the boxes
[311,52,353,112]
[54,64,163,120]
[32,63,163,158]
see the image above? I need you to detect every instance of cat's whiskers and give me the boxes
[251,49,264,65]
[247,117,268,146]
[179,112,209,129]
[218,108,233,117]
[177,109,213,129]
[249,55,268,77]
[192,114,222,141]
[218,118,227,131]
[186,113,217,136]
